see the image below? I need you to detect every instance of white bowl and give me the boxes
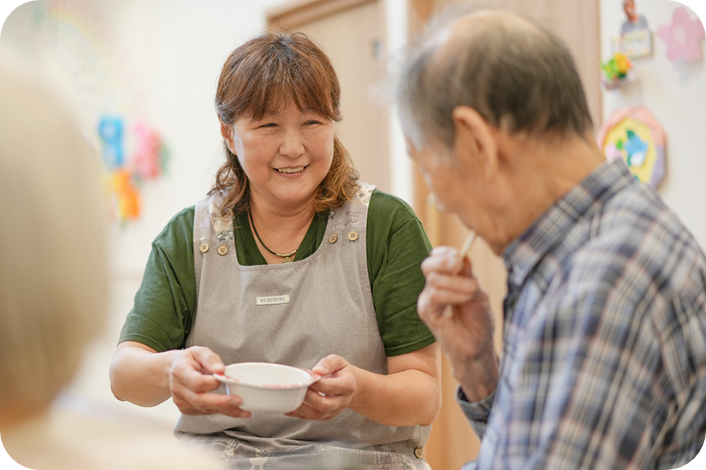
[214,362,320,414]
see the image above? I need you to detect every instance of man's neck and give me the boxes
[489,134,605,254]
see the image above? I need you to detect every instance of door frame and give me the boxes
[267,0,376,28]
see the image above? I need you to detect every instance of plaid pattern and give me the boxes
[460,160,706,470]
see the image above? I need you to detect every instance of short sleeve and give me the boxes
[366,190,435,357]
[118,207,197,352]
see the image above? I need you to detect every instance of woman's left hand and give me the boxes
[285,354,359,421]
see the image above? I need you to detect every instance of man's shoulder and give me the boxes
[568,181,706,303]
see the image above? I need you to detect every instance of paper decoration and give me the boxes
[614,0,653,59]
[597,106,666,187]
[600,52,634,90]
[97,115,170,224]
[657,7,705,62]
[133,121,170,180]
[614,29,653,59]
[35,1,170,226]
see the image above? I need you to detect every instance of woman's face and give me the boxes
[223,100,335,212]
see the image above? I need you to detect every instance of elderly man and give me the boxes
[396,10,706,470]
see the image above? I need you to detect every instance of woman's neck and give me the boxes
[248,197,316,264]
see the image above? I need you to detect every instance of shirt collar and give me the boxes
[502,159,635,289]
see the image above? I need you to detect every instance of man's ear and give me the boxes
[220,121,236,154]
[451,106,498,177]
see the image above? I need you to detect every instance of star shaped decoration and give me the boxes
[658,7,705,62]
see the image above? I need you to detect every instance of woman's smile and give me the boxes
[275,165,307,175]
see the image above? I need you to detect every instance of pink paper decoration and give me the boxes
[657,7,705,62]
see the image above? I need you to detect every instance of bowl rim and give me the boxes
[213,362,321,389]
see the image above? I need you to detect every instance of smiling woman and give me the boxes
[109,30,441,469]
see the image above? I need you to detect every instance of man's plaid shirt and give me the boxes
[459,160,706,469]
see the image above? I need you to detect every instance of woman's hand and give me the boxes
[111,341,250,417]
[167,346,251,419]
[286,355,359,421]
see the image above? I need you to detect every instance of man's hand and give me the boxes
[418,246,499,402]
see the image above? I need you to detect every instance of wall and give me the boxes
[600,0,706,248]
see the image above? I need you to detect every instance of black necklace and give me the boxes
[248,210,297,263]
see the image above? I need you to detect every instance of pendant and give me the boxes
[282,256,293,263]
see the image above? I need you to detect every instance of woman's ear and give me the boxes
[220,121,236,154]
[451,106,498,178]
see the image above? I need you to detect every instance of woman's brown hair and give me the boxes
[212,30,359,216]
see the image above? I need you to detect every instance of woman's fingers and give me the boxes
[289,389,347,420]
[311,354,346,376]
[286,355,356,421]
[167,346,250,418]
[189,346,226,375]
[309,374,354,397]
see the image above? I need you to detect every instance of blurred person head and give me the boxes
[623,0,638,23]
[0,55,108,429]
[212,30,359,217]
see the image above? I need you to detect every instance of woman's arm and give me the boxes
[287,343,442,427]
[110,341,250,418]
[352,343,442,426]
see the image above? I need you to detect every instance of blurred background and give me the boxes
[1,1,704,469]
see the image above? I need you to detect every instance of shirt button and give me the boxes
[217,245,228,256]
[329,233,338,244]
[348,231,359,241]
[414,447,423,459]
[199,243,210,253]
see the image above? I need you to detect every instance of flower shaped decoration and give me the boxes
[657,7,705,62]
[600,52,633,89]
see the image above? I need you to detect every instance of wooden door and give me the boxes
[268,0,391,193]
[409,1,601,469]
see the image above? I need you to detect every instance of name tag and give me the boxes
[256,295,289,306]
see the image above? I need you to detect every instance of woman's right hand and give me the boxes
[167,346,251,419]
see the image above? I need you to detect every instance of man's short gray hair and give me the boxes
[395,10,593,150]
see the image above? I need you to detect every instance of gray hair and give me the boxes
[395,9,593,150]
[0,55,108,425]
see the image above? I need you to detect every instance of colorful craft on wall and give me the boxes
[613,0,653,59]
[600,52,634,90]
[597,106,666,188]
[34,0,169,225]
[657,6,705,63]
[97,116,170,224]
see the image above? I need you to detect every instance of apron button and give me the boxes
[199,242,210,253]
[414,447,423,459]
[329,233,338,244]
[348,231,359,241]
[217,245,228,256]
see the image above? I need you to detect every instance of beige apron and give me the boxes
[175,184,430,469]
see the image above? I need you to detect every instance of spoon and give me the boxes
[441,231,477,318]
[458,230,477,261]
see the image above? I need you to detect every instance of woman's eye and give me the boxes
[259,123,276,128]
[305,120,321,126]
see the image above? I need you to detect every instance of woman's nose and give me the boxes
[279,129,305,158]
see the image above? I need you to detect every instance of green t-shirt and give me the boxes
[119,189,435,357]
